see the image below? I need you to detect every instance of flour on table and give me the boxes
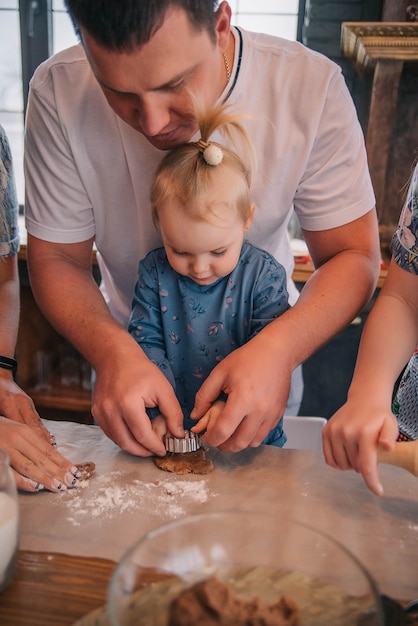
[61,471,215,526]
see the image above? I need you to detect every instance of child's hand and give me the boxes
[151,414,169,441]
[191,400,225,435]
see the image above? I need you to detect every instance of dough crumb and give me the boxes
[76,461,96,480]
[167,575,300,625]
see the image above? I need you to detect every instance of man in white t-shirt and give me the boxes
[24,1,381,467]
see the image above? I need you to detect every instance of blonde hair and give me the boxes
[150,100,256,228]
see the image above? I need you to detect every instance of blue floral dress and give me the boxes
[129,241,290,446]
[391,162,418,440]
[0,125,19,257]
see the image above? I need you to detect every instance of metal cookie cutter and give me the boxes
[164,430,201,453]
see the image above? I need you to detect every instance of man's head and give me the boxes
[64,1,232,150]
[64,0,220,51]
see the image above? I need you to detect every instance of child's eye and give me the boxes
[212,250,227,257]
[173,250,188,257]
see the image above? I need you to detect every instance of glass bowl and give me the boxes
[0,449,19,593]
[108,511,383,626]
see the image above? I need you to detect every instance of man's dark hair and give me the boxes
[64,0,220,51]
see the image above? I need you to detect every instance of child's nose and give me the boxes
[191,257,209,274]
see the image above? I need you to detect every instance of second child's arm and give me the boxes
[323,259,418,495]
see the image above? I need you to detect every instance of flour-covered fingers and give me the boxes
[0,417,82,492]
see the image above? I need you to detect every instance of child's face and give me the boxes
[158,192,252,286]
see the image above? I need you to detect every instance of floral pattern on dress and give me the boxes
[129,241,290,442]
[391,162,418,274]
[0,125,20,257]
[390,163,418,440]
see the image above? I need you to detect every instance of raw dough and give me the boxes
[167,576,299,625]
[153,448,214,475]
[76,462,96,480]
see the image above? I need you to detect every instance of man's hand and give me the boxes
[191,332,291,452]
[92,349,185,456]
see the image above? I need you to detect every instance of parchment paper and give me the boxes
[18,419,418,600]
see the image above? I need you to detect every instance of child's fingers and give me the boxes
[151,414,169,439]
[191,413,210,433]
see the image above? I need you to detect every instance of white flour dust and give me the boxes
[61,471,215,526]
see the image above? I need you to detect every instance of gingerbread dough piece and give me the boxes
[76,461,96,480]
[168,576,300,626]
[153,448,214,475]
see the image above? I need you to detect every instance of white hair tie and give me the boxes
[196,139,223,166]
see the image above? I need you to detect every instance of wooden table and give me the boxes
[1,552,114,626]
[1,419,417,625]
[1,551,179,626]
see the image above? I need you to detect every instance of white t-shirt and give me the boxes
[24,27,375,326]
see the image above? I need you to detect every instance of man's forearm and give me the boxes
[259,249,379,370]
[28,254,136,370]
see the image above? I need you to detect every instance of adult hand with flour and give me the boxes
[0,124,82,494]
[0,417,83,492]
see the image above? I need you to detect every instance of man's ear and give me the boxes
[215,1,232,53]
